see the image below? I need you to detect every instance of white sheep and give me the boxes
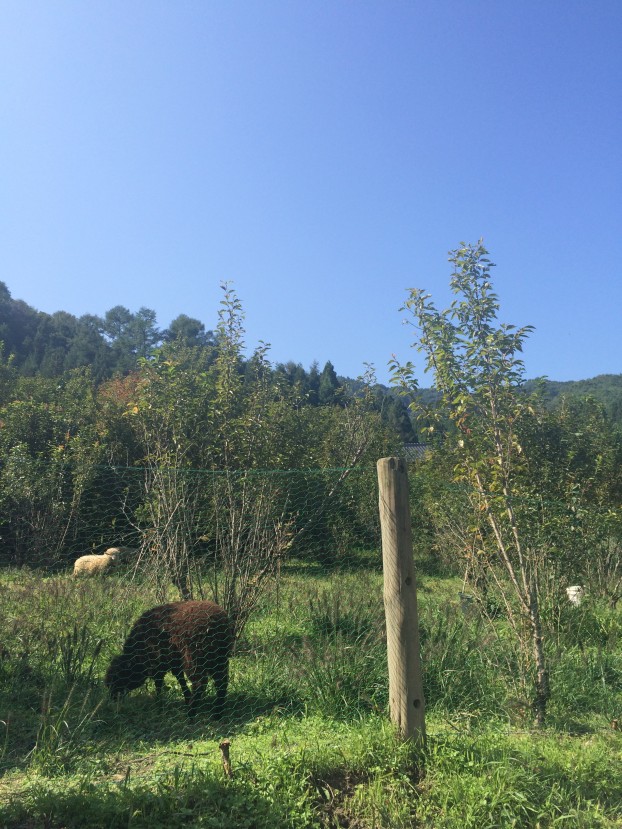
[566,585,584,607]
[72,546,135,576]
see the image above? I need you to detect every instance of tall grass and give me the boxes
[2,565,622,827]
[27,687,104,774]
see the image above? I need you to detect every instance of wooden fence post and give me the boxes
[377,456,426,743]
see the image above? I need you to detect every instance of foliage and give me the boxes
[0,369,106,565]
[525,372,622,426]
[0,281,399,573]
[115,285,391,633]
[393,241,555,724]
[396,243,622,728]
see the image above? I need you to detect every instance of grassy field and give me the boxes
[1,561,622,828]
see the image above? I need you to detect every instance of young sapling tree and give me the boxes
[392,241,552,725]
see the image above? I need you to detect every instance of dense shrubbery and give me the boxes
[0,287,401,580]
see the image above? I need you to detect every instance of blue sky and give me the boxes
[1,1,620,386]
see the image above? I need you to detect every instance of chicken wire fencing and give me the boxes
[0,464,392,734]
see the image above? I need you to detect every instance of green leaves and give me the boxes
[394,241,559,722]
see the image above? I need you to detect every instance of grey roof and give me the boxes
[401,443,430,462]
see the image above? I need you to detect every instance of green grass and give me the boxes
[1,563,622,827]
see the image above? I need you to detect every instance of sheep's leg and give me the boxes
[188,678,206,716]
[153,672,166,697]
[172,667,191,704]
[212,662,229,719]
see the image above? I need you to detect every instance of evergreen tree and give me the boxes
[307,361,320,405]
[318,360,342,406]
[0,285,41,372]
[65,315,112,380]
[130,307,161,359]
[163,314,215,348]
[102,305,161,372]
[382,395,417,442]
[274,361,312,401]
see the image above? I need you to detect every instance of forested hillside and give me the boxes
[0,280,418,441]
[2,279,620,428]
[525,374,622,422]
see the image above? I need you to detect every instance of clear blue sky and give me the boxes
[1,1,620,386]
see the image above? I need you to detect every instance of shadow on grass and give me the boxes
[1,677,305,779]
[89,683,305,749]
[1,763,300,829]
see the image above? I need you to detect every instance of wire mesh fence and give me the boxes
[0,463,382,572]
[0,463,392,754]
[2,458,622,779]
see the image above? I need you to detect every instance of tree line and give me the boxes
[0,280,417,441]
[0,283,415,602]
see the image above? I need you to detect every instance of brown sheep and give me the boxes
[104,600,232,716]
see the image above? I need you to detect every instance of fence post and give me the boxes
[377,456,426,744]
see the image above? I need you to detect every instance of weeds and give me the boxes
[2,565,622,827]
[54,623,105,686]
[294,631,386,718]
[27,686,103,774]
[305,580,382,641]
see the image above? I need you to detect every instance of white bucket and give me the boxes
[566,585,584,606]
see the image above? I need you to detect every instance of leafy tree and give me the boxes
[96,371,144,463]
[124,286,294,626]
[519,396,622,606]
[392,241,553,725]
[122,285,389,633]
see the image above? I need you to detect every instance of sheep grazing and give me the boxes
[104,600,232,717]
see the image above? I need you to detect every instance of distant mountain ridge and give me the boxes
[364,374,622,429]
[524,374,622,422]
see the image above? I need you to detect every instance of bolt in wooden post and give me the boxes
[377,456,426,743]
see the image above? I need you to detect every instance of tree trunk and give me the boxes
[528,589,550,727]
